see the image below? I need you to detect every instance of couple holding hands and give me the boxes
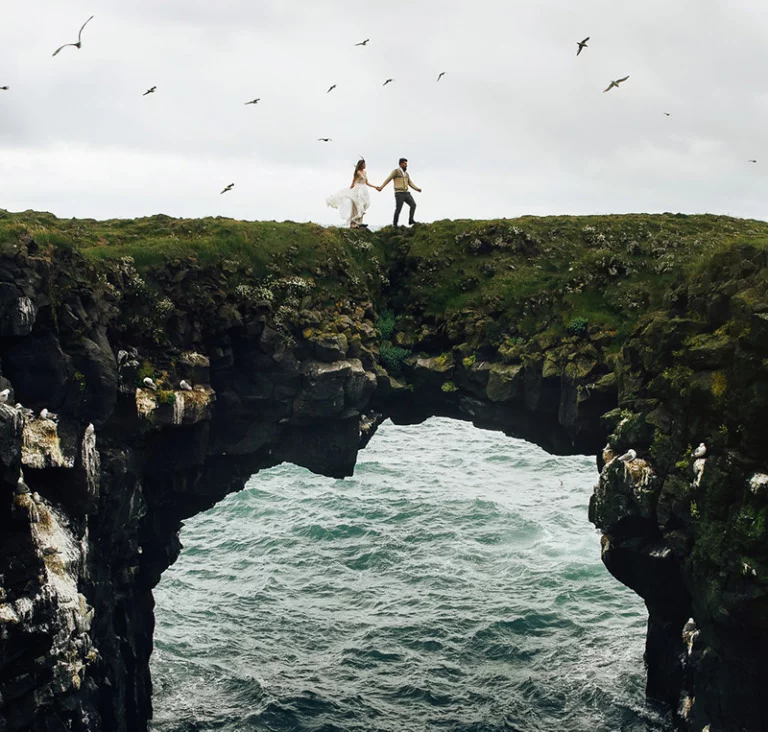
[327,157,422,229]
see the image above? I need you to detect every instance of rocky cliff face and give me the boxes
[0,214,766,731]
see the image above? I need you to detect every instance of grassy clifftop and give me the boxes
[3,208,767,351]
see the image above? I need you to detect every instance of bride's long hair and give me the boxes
[354,158,366,174]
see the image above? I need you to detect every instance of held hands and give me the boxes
[375,186,382,192]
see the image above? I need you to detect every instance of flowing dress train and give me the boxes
[326,172,370,227]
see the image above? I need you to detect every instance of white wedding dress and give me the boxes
[326,171,370,227]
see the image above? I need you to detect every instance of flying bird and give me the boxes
[52,15,95,57]
[383,78,394,86]
[355,39,370,46]
[317,137,332,142]
[0,389,9,403]
[0,86,8,91]
[244,98,260,105]
[179,380,193,391]
[749,159,758,163]
[603,76,630,93]
[692,443,707,459]
[577,37,589,56]
[437,72,446,82]
[142,377,157,390]
[664,112,671,116]
[617,449,637,463]
[143,86,156,96]
[220,183,234,194]
[327,84,337,93]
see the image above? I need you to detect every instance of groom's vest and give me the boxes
[383,168,416,193]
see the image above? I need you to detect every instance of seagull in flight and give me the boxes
[317,137,332,142]
[52,15,95,57]
[664,112,671,116]
[749,159,758,163]
[220,183,234,194]
[143,86,156,96]
[437,72,446,82]
[577,37,589,56]
[0,86,8,91]
[327,84,337,93]
[603,75,629,93]
[383,78,394,86]
[355,39,370,46]
[244,98,260,105]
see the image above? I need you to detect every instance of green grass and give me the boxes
[2,209,768,345]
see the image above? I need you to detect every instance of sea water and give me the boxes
[151,417,672,731]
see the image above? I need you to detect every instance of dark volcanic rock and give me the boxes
[0,225,766,732]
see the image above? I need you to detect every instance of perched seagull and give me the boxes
[179,380,193,391]
[327,84,337,93]
[85,423,95,436]
[52,15,95,57]
[576,37,589,56]
[143,86,156,96]
[692,443,707,459]
[383,78,394,86]
[244,98,260,105]
[40,408,58,422]
[14,403,34,418]
[617,448,637,463]
[355,39,370,46]
[142,377,157,390]
[436,72,446,82]
[603,76,630,93]
[0,389,9,403]
[220,183,234,194]
[317,137,332,142]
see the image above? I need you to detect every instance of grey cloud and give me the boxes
[1,0,768,225]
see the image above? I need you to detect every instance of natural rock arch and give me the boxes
[1,214,767,732]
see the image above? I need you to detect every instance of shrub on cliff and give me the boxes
[376,310,396,340]
[379,343,410,374]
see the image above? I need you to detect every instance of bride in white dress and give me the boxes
[326,159,379,228]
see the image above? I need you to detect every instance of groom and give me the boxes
[378,158,422,227]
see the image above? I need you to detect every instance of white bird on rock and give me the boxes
[40,408,59,422]
[143,377,157,390]
[85,423,95,436]
[617,449,637,463]
[692,442,707,459]
[179,380,193,391]
[0,389,9,403]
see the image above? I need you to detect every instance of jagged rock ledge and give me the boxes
[0,213,766,731]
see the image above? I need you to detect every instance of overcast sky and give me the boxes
[2,0,768,227]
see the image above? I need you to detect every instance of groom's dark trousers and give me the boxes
[394,192,416,226]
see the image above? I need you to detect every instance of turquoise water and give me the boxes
[150,418,672,731]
